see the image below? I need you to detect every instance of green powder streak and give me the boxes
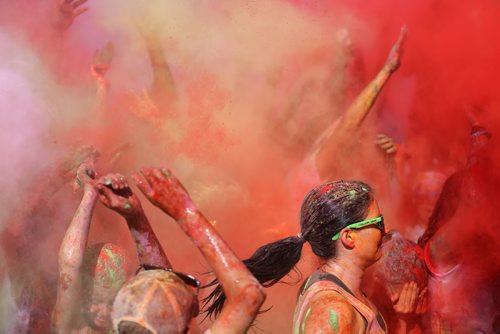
[329,310,339,331]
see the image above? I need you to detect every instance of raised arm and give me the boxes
[143,34,177,102]
[338,26,406,132]
[90,42,114,104]
[94,173,171,269]
[53,0,88,33]
[316,26,407,177]
[133,167,265,334]
[51,160,97,333]
[45,0,88,73]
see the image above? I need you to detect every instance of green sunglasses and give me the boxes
[331,215,385,241]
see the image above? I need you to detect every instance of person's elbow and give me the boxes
[227,280,266,315]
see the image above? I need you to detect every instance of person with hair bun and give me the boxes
[204,180,420,333]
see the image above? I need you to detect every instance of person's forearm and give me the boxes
[59,189,97,268]
[125,211,171,269]
[179,209,255,290]
[339,64,393,132]
[53,188,97,331]
[147,45,177,98]
[315,63,395,181]
[178,208,264,334]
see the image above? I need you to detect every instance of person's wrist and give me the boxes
[84,185,98,199]
[384,63,395,73]
[123,204,145,221]
[176,204,198,222]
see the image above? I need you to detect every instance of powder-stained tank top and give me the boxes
[293,271,387,334]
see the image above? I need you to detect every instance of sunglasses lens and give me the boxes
[176,272,200,289]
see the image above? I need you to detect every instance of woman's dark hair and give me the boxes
[202,180,374,318]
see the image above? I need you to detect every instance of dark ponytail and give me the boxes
[203,180,374,318]
[202,235,305,318]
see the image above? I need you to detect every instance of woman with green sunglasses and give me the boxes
[204,180,413,333]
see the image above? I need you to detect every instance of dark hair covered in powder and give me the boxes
[202,180,374,318]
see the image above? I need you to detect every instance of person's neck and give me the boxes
[321,256,365,299]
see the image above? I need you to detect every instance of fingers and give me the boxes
[376,134,393,145]
[72,0,88,8]
[95,183,115,207]
[400,25,408,38]
[385,146,397,154]
[74,6,88,17]
[376,134,397,154]
[132,171,154,198]
[97,173,128,190]
[140,167,172,185]
[407,282,418,311]
[398,282,410,309]
[396,25,408,49]
[153,168,165,181]
[378,141,394,150]
[160,167,173,178]
[376,138,391,146]
[396,282,419,313]
[60,0,88,17]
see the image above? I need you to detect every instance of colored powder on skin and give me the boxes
[95,247,127,290]
[123,203,132,210]
[3,1,500,332]
[329,310,339,331]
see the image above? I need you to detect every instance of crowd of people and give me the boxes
[1,1,499,333]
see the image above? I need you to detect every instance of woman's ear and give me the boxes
[340,229,355,249]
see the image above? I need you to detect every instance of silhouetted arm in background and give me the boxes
[144,34,177,102]
[90,42,114,104]
[316,26,407,181]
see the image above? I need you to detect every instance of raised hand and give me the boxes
[376,133,398,155]
[385,25,408,72]
[391,281,419,315]
[74,159,96,192]
[91,42,114,79]
[54,0,89,31]
[132,167,195,220]
[61,145,99,192]
[95,173,142,218]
